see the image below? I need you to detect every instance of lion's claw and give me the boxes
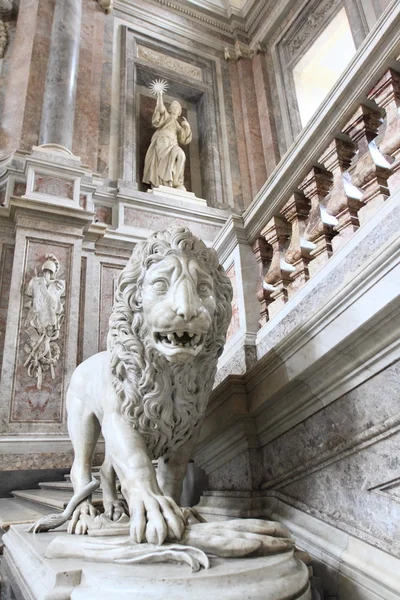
[67,501,99,535]
[104,500,128,522]
[129,493,184,545]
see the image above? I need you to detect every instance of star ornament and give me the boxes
[149,79,169,96]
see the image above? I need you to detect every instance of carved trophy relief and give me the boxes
[142,79,192,191]
[23,254,66,390]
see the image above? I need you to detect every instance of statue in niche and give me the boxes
[24,254,65,390]
[30,228,295,571]
[143,79,192,191]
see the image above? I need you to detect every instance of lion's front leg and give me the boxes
[102,412,185,545]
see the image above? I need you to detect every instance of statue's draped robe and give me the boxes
[143,107,192,189]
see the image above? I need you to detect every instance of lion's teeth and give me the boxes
[188,332,194,338]
[167,334,174,342]
[194,334,201,344]
[176,332,184,338]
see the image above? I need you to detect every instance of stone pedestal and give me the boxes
[2,524,311,600]
[147,185,208,206]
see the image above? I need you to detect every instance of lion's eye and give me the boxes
[198,282,211,295]
[153,279,168,292]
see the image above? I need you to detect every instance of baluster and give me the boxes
[281,191,315,298]
[302,166,337,278]
[252,237,272,327]
[320,138,363,252]
[343,105,392,224]
[261,216,295,319]
[368,68,400,195]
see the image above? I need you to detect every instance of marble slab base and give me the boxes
[2,524,311,600]
[147,185,208,206]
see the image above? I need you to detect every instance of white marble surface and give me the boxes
[3,523,311,600]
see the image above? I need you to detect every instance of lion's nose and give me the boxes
[173,280,200,321]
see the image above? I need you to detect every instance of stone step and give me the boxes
[12,489,103,511]
[0,497,59,531]
[39,481,74,491]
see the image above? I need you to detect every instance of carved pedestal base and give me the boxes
[2,524,311,600]
[147,185,208,206]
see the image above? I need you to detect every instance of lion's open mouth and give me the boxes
[155,331,204,350]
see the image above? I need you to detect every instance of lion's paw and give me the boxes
[104,499,128,522]
[129,493,185,545]
[67,501,99,535]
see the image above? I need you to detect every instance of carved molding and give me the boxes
[224,40,263,61]
[23,254,66,390]
[97,0,113,13]
[137,44,203,81]
[281,0,342,63]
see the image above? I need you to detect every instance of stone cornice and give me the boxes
[113,0,273,43]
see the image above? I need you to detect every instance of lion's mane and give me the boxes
[107,227,233,459]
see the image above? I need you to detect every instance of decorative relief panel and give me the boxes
[98,263,124,352]
[123,207,220,243]
[11,241,71,423]
[33,175,74,200]
[137,45,203,82]
[24,254,66,390]
[225,263,240,341]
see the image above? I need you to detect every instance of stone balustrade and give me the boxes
[251,58,400,324]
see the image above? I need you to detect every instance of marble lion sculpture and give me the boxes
[60,227,233,545]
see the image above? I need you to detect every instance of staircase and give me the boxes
[0,469,102,535]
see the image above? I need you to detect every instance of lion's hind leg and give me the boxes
[67,396,101,534]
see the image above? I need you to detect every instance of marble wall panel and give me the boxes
[33,175,74,200]
[20,0,55,152]
[72,0,105,171]
[94,205,112,224]
[0,0,39,157]
[10,241,71,423]
[0,450,104,471]
[261,360,400,557]
[252,52,281,178]
[228,60,252,208]
[76,256,87,366]
[97,14,113,176]
[236,58,267,198]
[13,182,27,197]
[123,206,220,242]
[0,245,14,374]
[208,448,264,491]
[225,263,240,341]
[219,59,244,211]
[98,263,123,352]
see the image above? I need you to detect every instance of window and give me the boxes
[292,7,356,126]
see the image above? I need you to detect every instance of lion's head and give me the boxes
[107,227,233,459]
